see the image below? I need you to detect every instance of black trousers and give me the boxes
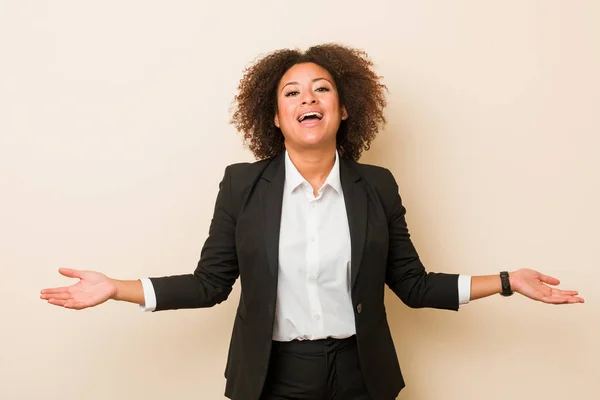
[260,336,373,400]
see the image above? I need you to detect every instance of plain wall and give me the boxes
[1,1,598,399]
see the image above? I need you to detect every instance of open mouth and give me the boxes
[297,111,324,123]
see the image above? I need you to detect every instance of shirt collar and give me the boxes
[284,150,342,195]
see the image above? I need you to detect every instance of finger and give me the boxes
[58,268,83,279]
[539,274,560,286]
[63,299,92,310]
[552,289,579,296]
[540,296,569,304]
[47,298,87,309]
[41,293,72,301]
[567,297,585,303]
[64,302,88,310]
[40,286,70,294]
[541,295,584,304]
[47,298,69,307]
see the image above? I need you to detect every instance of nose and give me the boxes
[301,91,318,105]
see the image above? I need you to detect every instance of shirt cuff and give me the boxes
[458,275,472,306]
[139,278,157,312]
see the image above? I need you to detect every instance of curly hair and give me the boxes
[230,43,387,161]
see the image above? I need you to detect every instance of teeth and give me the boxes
[298,111,323,122]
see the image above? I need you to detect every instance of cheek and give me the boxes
[280,105,296,125]
[322,96,340,115]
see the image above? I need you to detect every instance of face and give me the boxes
[274,62,348,153]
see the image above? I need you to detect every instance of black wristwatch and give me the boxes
[499,271,514,296]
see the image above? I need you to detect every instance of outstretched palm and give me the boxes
[510,268,584,304]
[40,268,117,310]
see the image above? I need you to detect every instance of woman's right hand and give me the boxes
[40,268,117,310]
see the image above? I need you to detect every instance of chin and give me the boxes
[299,134,328,146]
[285,127,335,150]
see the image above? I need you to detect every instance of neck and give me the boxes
[285,145,336,189]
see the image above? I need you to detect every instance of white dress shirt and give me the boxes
[272,151,355,341]
[140,151,472,340]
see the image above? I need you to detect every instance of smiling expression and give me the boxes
[274,62,348,152]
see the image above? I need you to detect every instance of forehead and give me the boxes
[278,62,335,88]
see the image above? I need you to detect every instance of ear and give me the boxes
[340,105,348,121]
[274,113,280,128]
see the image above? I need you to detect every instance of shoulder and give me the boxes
[345,159,398,189]
[215,157,276,217]
[221,155,280,193]
[227,155,270,170]
[344,159,404,219]
[225,158,272,183]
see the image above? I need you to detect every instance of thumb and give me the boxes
[539,273,560,286]
[58,268,83,279]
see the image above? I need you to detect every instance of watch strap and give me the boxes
[500,271,513,296]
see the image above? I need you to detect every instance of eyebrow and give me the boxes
[281,78,333,92]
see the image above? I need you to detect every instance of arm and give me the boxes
[148,165,239,311]
[383,170,460,310]
[113,279,145,304]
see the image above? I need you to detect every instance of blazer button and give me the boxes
[356,303,363,314]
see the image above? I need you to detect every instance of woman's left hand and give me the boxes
[509,268,584,304]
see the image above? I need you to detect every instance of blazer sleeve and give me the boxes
[382,169,459,311]
[149,165,240,311]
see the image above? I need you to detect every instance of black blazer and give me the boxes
[149,152,459,400]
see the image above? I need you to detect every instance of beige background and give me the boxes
[1,1,598,399]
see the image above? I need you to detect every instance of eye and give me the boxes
[285,91,299,97]
[315,86,330,92]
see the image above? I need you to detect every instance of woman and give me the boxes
[40,44,584,400]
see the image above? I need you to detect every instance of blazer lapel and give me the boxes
[340,158,367,289]
[259,152,286,279]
